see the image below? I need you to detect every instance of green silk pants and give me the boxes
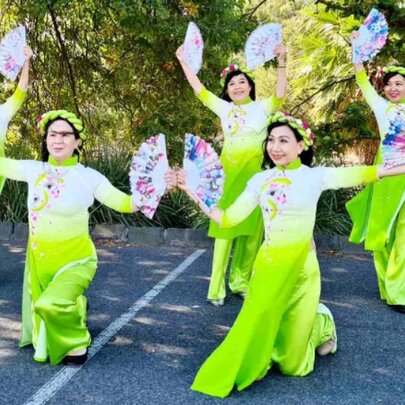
[192,249,335,398]
[207,220,264,300]
[373,203,405,305]
[31,258,97,365]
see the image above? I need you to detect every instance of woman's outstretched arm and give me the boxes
[175,45,203,95]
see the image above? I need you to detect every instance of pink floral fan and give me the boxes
[183,133,224,213]
[130,134,169,219]
[352,8,388,64]
[244,23,282,70]
[0,26,26,81]
[183,22,204,74]
[382,105,405,169]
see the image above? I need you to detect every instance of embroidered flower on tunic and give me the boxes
[226,108,247,135]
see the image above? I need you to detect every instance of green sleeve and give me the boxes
[322,166,378,191]
[196,86,227,117]
[356,70,381,111]
[220,188,258,228]
[3,86,27,122]
[0,157,28,181]
[94,181,133,213]
[265,95,285,115]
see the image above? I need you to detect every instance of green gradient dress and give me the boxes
[346,70,405,305]
[0,156,132,364]
[192,161,378,398]
[197,87,283,299]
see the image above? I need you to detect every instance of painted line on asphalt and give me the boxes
[24,248,206,405]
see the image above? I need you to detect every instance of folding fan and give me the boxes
[352,8,388,64]
[0,25,26,81]
[183,22,204,74]
[183,133,224,213]
[382,106,405,169]
[130,134,169,219]
[244,23,282,70]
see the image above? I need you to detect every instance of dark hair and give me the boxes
[220,70,256,101]
[383,68,405,86]
[41,118,83,162]
[261,122,314,169]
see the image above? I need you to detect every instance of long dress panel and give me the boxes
[192,163,378,397]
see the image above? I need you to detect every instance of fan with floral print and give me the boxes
[183,22,204,74]
[382,105,405,169]
[183,133,224,213]
[244,23,282,70]
[130,134,169,219]
[0,25,26,81]
[352,8,388,64]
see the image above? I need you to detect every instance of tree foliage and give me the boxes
[0,0,403,231]
[0,0,253,163]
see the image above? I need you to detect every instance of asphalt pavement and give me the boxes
[0,241,404,405]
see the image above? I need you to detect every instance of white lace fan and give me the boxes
[183,22,204,74]
[183,133,224,213]
[382,106,405,169]
[352,8,388,64]
[130,134,169,219]
[0,26,26,81]
[244,23,282,70]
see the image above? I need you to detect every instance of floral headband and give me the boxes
[383,66,405,76]
[220,64,255,87]
[267,112,314,150]
[37,110,87,141]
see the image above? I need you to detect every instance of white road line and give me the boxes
[24,248,206,405]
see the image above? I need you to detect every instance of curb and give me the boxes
[0,222,370,254]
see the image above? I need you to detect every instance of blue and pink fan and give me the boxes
[183,133,224,212]
[382,106,405,169]
[352,9,388,64]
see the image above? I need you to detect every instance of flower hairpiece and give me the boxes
[220,64,255,87]
[220,63,238,78]
[267,112,315,150]
[383,66,405,76]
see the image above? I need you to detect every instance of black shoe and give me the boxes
[389,304,405,314]
[63,349,88,366]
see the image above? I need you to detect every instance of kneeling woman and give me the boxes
[178,112,405,397]
[0,111,175,366]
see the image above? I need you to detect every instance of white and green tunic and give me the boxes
[346,70,405,305]
[0,87,26,193]
[192,161,378,398]
[197,87,283,238]
[0,155,132,364]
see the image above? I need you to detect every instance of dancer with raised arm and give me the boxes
[176,43,287,306]
[347,30,405,314]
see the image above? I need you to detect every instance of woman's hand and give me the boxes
[23,46,33,62]
[175,44,203,94]
[349,30,364,73]
[177,169,192,194]
[275,43,287,98]
[274,43,286,64]
[349,30,360,45]
[175,45,185,63]
[164,168,177,192]
[177,169,199,203]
